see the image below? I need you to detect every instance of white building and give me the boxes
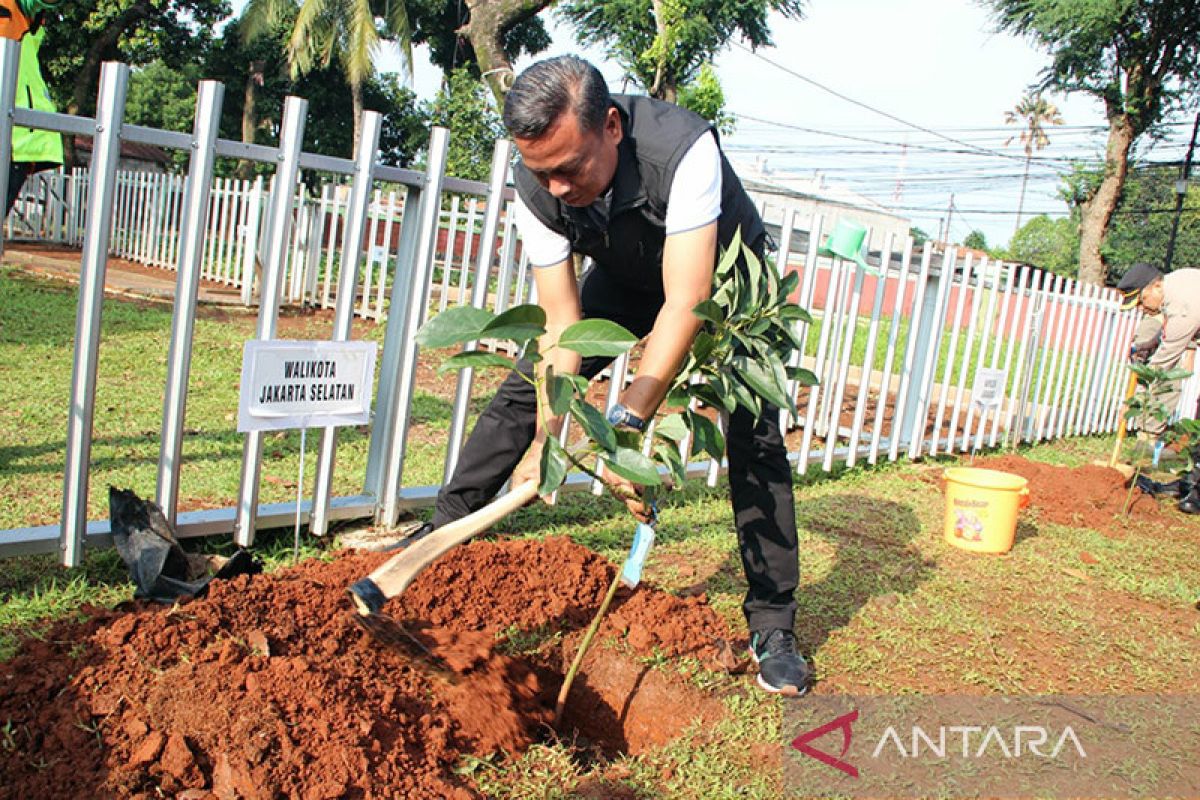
[732,157,912,258]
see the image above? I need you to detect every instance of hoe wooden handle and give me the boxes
[349,480,538,613]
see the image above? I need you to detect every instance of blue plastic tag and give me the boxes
[620,521,656,589]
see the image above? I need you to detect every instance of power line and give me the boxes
[733,111,1100,166]
[732,42,1042,163]
[887,204,1200,216]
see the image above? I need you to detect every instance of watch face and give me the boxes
[606,405,625,426]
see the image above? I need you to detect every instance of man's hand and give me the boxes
[603,471,652,523]
[1130,342,1155,365]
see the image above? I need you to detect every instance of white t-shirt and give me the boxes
[514,131,723,268]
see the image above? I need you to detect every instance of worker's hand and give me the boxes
[603,472,652,523]
[513,440,550,505]
[1130,343,1155,365]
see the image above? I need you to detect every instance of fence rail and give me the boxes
[0,37,1194,565]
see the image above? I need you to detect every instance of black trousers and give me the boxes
[431,260,800,634]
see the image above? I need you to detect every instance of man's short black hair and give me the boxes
[502,56,612,139]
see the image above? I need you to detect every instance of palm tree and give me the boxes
[1005,92,1063,235]
[242,0,412,151]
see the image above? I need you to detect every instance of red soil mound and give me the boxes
[977,455,1163,534]
[0,536,731,799]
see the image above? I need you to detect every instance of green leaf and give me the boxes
[716,227,743,280]
[546,371,574,416]
[744,243,762,295]
[781,317,811,350]
[557,319,639,356]
[787,366,819,387]
[437,351,516,374]
[522,336,542,365]
[602,446,662,486]
[416,305,495,348]
[564,373,591,396]
[690,330,716,364]
[539,436,569,496]
[687,410,725,460]
[734,354,793,414]
[779,304,813,324]
[748,317,772,336]
[653,412,688,444]
[653,441,687,487]
[570,399,616,452]
[780,270,800,297]
[615,429,643,449]
[692,299,724,324]
[481,304,546,343]
[728,372,762,418]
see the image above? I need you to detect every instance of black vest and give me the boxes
[514,95,765,295]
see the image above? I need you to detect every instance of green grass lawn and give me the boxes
[3,428,1197,797]
[2,266,1196,799]
[0,265,500,530]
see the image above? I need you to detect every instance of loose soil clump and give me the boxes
[0,537,730,799]
[976,455,1166,534]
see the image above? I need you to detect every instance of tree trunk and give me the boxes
[1013,154,1030,236]
[66,0,152,120]
[351,77,364,155]
[649,0,668,100]
[1077,117,1135,285]
[65,0,153,167]
[236,60,265,180]
[459,0,553,107]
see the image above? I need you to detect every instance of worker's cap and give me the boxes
[1116,262,1163,310]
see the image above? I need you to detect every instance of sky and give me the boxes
[238,0,1198,250]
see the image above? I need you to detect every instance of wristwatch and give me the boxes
[606,403,646,432]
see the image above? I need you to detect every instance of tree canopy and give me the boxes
[40,0,230,119]
[406,0,550,81]
[1005,214,1078,276]
[559,0,803,101]
[986,0,1200,285]
[677,63,735,135]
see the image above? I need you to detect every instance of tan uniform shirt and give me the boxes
[1148,268,1200,369]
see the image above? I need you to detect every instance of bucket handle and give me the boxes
[1018,487,1030,509]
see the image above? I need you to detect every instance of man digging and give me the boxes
[415,56,811,695]
[1118,262,1200,514]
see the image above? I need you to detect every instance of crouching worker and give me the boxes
[421,56,810,694]
[1117,262,1200,513]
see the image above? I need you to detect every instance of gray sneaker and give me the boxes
[748,629,812,696]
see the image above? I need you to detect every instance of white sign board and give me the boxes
[238,340,377,432]
[971,367,1007,410]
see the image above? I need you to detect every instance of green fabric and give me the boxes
[12,27,63,165]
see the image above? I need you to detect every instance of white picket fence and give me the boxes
[0,41,1193,564]
[6,166,528,322]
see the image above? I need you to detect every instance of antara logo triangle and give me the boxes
[791,709,859,778]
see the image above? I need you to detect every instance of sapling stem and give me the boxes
[554,565,623,728]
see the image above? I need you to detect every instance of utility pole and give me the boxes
[944,194,955,245]
[1165,111,1200,272]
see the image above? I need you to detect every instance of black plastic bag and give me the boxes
[108,487,261,602]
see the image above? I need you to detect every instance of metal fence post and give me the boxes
[363,189,422,498]
[443,139,513,483]
[233,96,308,547]
[155,81,225,526]
[374,127,450,528]
[0,37,20,261]
[309,111,383,537]
[59,62,130,567]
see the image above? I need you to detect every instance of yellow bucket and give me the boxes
[942,468,1030,554]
